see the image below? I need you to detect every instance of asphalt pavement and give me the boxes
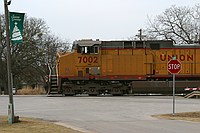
[0,95,200,133]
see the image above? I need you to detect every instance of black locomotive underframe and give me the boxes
[59,77,200,95]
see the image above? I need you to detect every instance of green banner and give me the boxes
[9,12,25,44]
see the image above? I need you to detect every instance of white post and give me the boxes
[172,74,175,116]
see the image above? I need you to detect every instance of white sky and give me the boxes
[1,0,200,42]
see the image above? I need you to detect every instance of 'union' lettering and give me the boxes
[160,54,194,61]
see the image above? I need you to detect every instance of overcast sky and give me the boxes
[0,0,200,42]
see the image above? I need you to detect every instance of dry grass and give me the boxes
[153,112,200,122]
[0,116,83,133]
[16,86,46,95]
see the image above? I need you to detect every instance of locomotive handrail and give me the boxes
[47,63,52,83]
[48,63,59,86]
[56,64,59,85]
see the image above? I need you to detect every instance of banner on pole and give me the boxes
[9,12,25,44]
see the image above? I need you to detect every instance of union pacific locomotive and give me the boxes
[48,39,200,96]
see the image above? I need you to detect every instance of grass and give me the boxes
[16,86,46,95]
[153,112,200,122]
[0,116,83,133]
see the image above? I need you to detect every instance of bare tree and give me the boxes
[12,16,70,87]
[0,15,70,91]
[146,4,200,44]
[0,15,8,92]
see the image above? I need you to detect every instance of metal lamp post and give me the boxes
[4,0,15,124]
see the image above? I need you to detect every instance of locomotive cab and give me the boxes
[73,39,101,79]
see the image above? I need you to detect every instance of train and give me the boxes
[47,39,200,96]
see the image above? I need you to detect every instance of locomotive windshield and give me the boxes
[80,45,99,54]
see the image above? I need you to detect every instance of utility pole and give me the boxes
[136,29,146,41]
[138,29,142,41]
[4,0,15,124]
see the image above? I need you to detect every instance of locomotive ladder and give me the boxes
[47,64,59,95]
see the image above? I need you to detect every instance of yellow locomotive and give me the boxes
[48,39,200,95]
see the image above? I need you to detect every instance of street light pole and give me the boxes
[4,0,14,124]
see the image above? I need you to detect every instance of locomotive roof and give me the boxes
[101,40,173,48]
[74,39,101,46]
[73,39,200,49]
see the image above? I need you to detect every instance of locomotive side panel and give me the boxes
[114,55,143,75]
[179,49,195,75]
[145,54,154,75]
[196,49,200,74]
[151,47,199,76]
[156,49,168,75]
[58,53,75,77]
[75,54,101,78]
[101,55,146,75]
[101,49,147,80]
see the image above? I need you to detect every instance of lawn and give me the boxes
[153,112,200,122]
[0,116,83,133]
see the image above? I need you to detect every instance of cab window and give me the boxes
[78,46,99,54]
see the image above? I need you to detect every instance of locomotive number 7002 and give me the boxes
[78,56,98,63]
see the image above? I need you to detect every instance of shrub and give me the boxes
[16,86,46,95]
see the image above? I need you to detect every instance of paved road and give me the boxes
[0,95,200,133]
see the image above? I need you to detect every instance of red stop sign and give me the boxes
[167,59,181,74]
